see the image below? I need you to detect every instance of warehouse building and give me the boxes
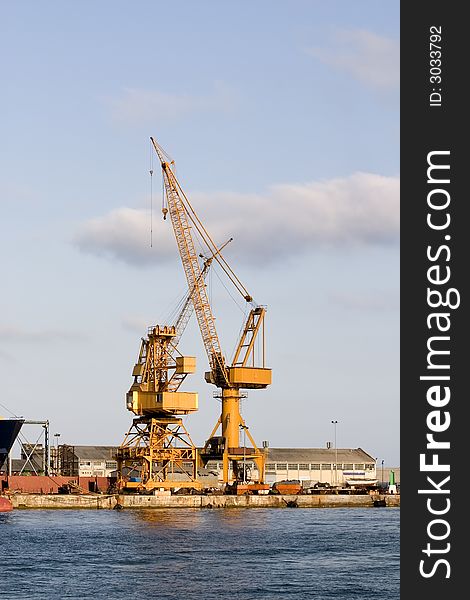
[205,447,381,487]
[59,445,118,478]
[50,444,395,488]
[4,443,399,489]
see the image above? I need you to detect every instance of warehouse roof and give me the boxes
[265,448,375,463]
[68,446,117,460]
[66,446,376,463]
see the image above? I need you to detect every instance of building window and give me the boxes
[365,463,374,470]
[299,463,309,470]
[105,461,117,470]
[80,461,91,467]
[288,463,299,470]
[343,463,353,470]
[321,464,331,470]
[311,464,320,470]
[265,463,275,470]
[276,463,287,470]
[355,464,366,470]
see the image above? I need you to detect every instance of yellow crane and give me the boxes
[150,137,272,487]
[116,262,212,492]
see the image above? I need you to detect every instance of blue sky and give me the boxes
[1,2,399,465]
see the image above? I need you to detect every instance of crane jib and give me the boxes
[160,158,229,386]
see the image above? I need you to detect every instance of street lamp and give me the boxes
[331,420,338,486]
[381,459,385,489]
[54,433,60,475]
[240,425,248,484]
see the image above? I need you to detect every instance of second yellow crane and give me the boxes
[150,137,272,487]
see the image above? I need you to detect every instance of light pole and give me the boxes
[381,459,384,489]
[331,420,338,486]
[240,425,248,484]
[54,433,60,475]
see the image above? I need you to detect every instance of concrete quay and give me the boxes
[9,493,400,510]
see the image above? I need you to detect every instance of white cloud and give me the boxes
[75,172,399,268]
[307,29,399,90]
[121,315,153,333]
[74,207,174,266]
[109,82,238,124]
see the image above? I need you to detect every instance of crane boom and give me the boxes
[167,258,211,392]
[172,257,211,350]
[151,137,228,387]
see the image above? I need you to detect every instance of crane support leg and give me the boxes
[199,388,265,485]
[221,389,242,451]
[116,417,201,492]
[221,388,242,483]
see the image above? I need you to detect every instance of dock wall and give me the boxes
[9,493,400,510]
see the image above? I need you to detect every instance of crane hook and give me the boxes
[162,207,168,220]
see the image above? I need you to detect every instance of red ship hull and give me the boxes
[0,496,13,512]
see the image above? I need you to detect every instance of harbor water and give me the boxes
[1,507,399,599]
